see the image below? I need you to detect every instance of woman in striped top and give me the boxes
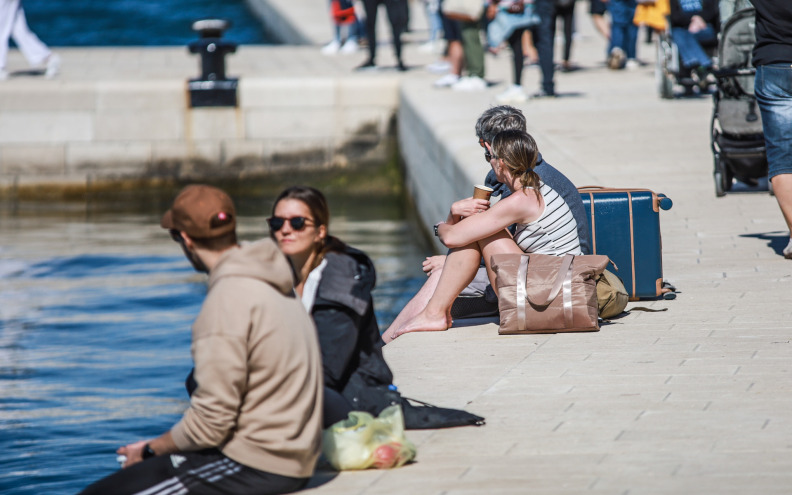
[385,129,580,342]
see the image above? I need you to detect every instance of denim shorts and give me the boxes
[755,64,792,179]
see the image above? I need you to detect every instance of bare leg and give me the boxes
[390,230,522,340]
[591,14,611,41]
[771,174,792,258]
[448,39,464,76]
[388,243,483,340]
[480,231,525,289]
[382,269,443,343]
[522,30,539,63]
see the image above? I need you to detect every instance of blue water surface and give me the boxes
[0,201,427,494]
[23,0,272,46]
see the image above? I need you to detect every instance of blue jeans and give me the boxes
[531,0,556,94]
[755,64,792,179]
[608,0,637,59]
[671,26,716,69]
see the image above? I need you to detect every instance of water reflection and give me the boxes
[0,194,429,494]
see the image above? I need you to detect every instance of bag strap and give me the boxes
[517,254,575,330]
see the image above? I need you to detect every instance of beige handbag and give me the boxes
[491,253,610,334]
[442,0,485,22]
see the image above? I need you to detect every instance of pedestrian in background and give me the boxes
[358,0,409,71]
[530,0,558,97]
[321,0,364,55]
[607,0,638,70]
[752,0,792,259]
[432,0,467,88]
[0,0,59,80]
[555,0,579,72]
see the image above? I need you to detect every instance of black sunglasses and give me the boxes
[485,150,492,162]
[267,216,314,232]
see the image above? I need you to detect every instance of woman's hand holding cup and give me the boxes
[451,197,490,218]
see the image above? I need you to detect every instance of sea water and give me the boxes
[23,0,272,46]
[0,194,428,494]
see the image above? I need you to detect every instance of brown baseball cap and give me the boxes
[161,184,236,239]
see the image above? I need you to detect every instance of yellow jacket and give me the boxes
[634,0,670,31]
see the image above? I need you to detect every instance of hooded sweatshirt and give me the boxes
[170,239,323,478]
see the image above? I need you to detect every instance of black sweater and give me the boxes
[669,0,719,30]
[752,0,792,66]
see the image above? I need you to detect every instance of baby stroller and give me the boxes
[710,7,768,197]
[655,22,718,99]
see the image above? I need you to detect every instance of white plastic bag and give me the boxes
[322,405,417,470]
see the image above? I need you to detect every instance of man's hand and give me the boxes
[422,255,447,277]
[451,198,490,219]
[117,440,148,469]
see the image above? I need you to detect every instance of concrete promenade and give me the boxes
[3,1,791,493]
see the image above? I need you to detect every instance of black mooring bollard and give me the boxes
[187,19,238,107]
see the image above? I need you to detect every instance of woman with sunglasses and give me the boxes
[384,129,581,342]
[268,186,397,427]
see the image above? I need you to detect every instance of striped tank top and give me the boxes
[513,182,582,256]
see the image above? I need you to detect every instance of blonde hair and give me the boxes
[491,129,541,199]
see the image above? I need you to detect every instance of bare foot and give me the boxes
[387,309,450,342]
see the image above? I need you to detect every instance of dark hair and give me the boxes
[475,105,527,144]
[491,129,541,200]
[190,231,238,251]
[271,186,347,271]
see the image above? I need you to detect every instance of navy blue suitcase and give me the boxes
[578,186,673,300]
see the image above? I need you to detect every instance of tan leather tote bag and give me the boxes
[491,253,610,334]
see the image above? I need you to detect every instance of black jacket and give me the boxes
[313,246,486,430]
[312,246,393,398]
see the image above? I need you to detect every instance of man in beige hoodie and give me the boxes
[80,185,324,495]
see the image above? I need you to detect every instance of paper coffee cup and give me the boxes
[473,185,494,200]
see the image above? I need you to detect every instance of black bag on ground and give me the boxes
[342,374,485,430]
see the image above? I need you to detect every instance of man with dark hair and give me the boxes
[384,106,589,337]
[79,184,323,495]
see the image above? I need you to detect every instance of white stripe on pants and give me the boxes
[0,0,50,70]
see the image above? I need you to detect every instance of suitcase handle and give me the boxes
[578,186,673,212]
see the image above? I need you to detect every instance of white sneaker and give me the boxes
[452,76,487,91]
[495,84,527,103]
[783,238,792,260]
[625,58,639,71]
[321,40,341,55]
[433,73,460,88]
[45,54,61,79]
[426,60,451,74]
[340,39,359,54]
[418,40,442,54]
[0,69,8,81]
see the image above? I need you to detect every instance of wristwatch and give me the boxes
[142,444,157,460]
[434,222,444,236]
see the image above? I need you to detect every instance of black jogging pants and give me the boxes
[78,448,308,495]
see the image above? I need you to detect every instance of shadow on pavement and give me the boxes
[739,231,790,256]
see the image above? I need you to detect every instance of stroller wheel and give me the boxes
[655,40,674,99]
[714,156,733,197]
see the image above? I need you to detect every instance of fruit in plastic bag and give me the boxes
[322,405,417,470]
